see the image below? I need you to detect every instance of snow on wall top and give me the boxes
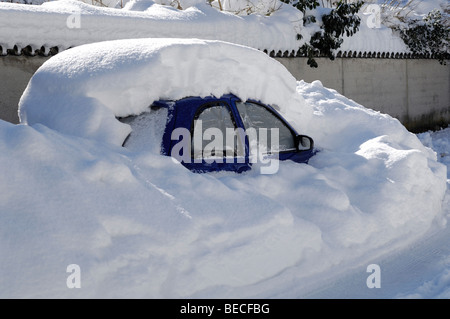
[0,0,305,55]
[18,37,304,145]
[0,0,411,57]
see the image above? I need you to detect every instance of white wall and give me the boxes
[275,57,450,132]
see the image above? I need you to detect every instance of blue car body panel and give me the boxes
[143,94,314,173]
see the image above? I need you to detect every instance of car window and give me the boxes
[236,101,296,153]
[192,104,244,160]
[120,106,169,153]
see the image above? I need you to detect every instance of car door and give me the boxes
[234,100,297,161]
[232,99,315,164]
[170,98,251,173]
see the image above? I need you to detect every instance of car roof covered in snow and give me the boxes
[18,38,306,146]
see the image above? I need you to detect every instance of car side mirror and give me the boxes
[296,135,314,151]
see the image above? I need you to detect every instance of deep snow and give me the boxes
[307,127,450,299]
[0,0,306,54]
[0,0,414,55]
[1,38,448,298]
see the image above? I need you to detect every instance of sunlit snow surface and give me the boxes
[0,0,305,54]
[0,0,413,55]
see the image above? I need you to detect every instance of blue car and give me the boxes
[120,94,315,173]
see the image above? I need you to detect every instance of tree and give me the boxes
[397,9,450,65]
[282,0,364,67]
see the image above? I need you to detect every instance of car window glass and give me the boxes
[120,106,169,153]
[236,101,296,153]
[192,104,244,159]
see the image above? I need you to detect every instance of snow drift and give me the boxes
[0,0,412,57]
[2,38,447,298]
[0,0,305,55]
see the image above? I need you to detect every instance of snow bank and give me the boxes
[400,269,450,299]
[418,127,450,180]
[0,0,416,56]
[0,0,304,54]
[339,12,408,54]
[3,38,448,298]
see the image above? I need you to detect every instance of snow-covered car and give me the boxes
[7,37,448,299]
[18,38,316,174]
[120,94,315,173]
